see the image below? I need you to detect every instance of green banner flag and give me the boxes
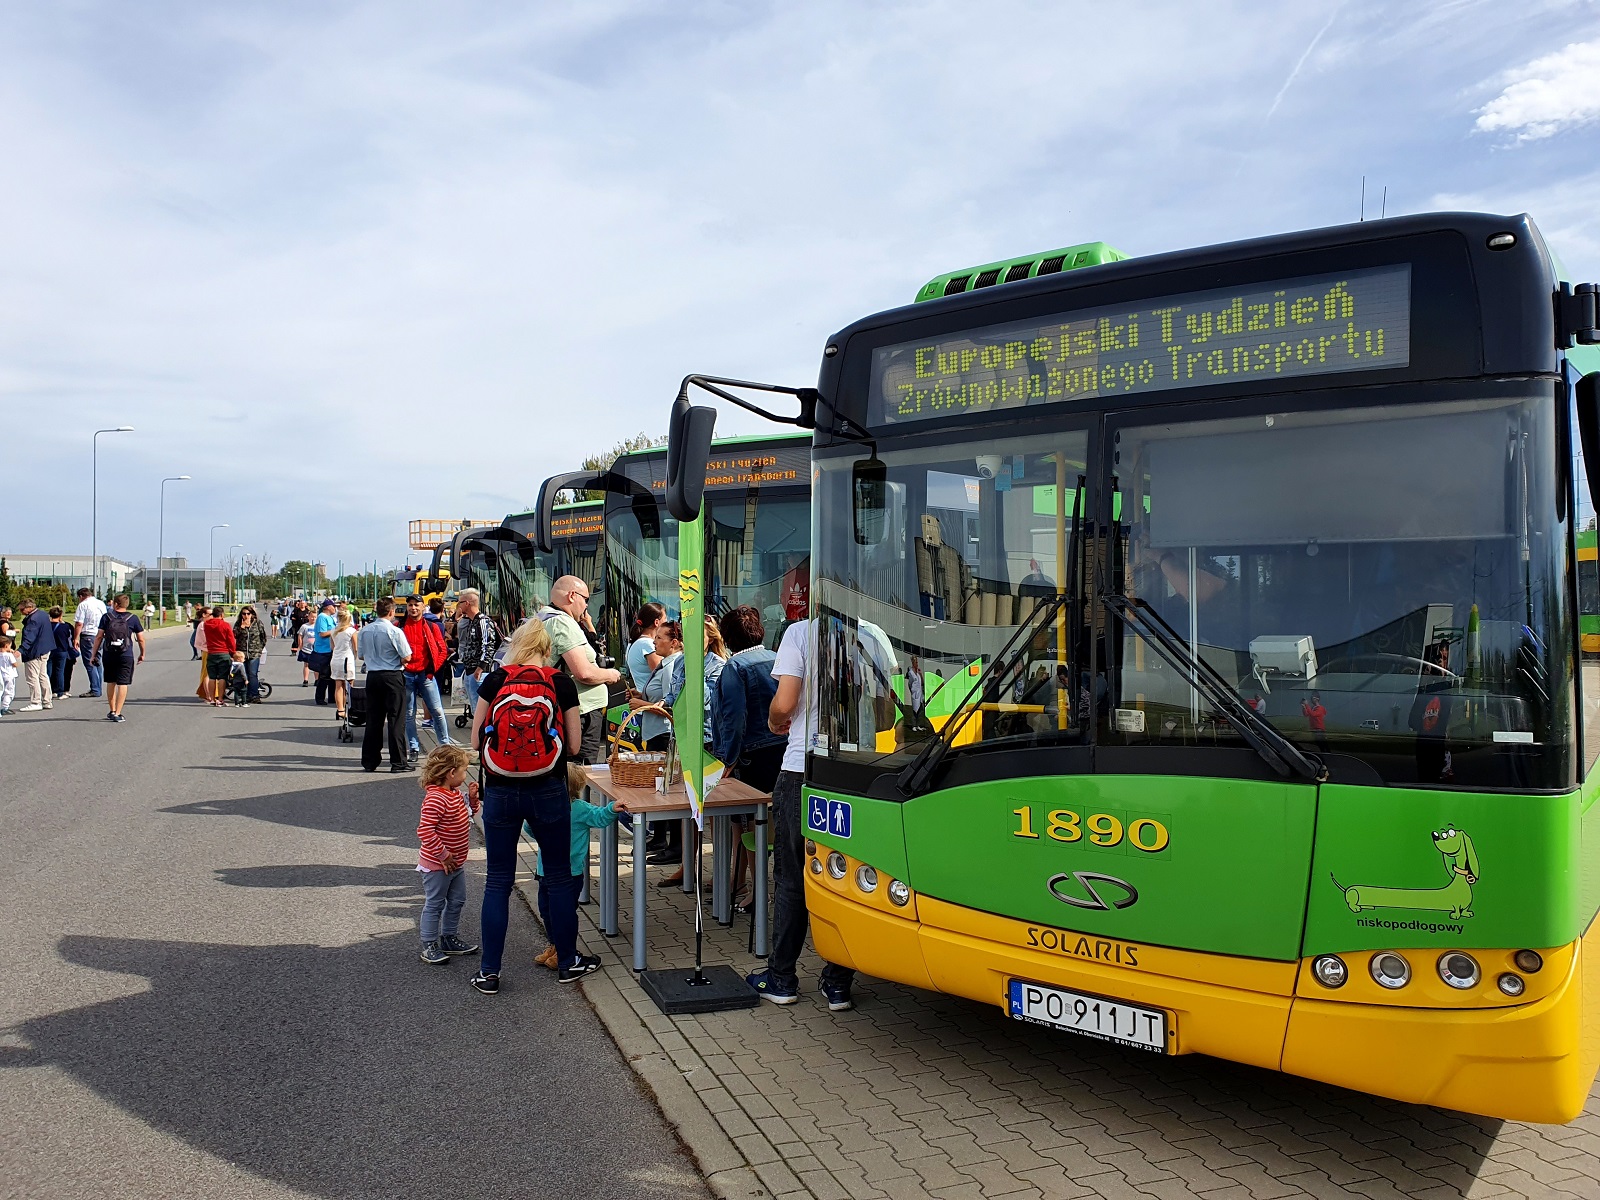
[672,504,722,826]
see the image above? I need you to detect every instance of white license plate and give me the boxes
[1007,979,1168,1053]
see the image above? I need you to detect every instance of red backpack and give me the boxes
[481,665,564,778]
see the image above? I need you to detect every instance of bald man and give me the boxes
[539,575,622,763]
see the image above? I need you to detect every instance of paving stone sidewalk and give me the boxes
[505,827,1600,1200]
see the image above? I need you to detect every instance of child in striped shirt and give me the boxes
[417,745,481,965]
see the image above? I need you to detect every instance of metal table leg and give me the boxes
[681,816,695,894]
[577,836,591,905]
[599,820,618,936]
[753,806,770,958]
[711,813,729,926]
[633,812,649,971]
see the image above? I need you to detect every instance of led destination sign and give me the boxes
[548,508,604,540]
[870,265,1411,425]
[617,443,810,495]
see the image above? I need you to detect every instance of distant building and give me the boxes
[1,554,137,595]
[133,558,226,606]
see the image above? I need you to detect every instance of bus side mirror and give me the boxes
[667,400,717,522]
[853,456,888,546]
[1578,373,1600,514]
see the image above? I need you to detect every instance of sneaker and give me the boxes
[19,703,43,712]
[419,941,449,965]
[105,711,119,722]
[114,714,126,723]
[746,970,799,1005]
[557,955,601,984]
[390,763,415,773]
[78,691,98,698]
[820,978,855,1013]
[470,971,499,994]
[439,934,479,956]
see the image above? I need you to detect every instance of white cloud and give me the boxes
[1475,39,1600,140]
[0,1,1595,570]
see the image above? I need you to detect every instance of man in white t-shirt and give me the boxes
[746,618,856,1012]
[72,588,108,698]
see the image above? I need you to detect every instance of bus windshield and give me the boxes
[815,389,1573,789]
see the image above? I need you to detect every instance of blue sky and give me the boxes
[1,0,1597,574]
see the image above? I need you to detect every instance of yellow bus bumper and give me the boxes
[1282,926,1599,1124]
[806,872,1600,1123]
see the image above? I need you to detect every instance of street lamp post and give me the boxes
[92,427,134,598]
[158,475,191,622]
[229,544,244,605]
[210,524,230,606]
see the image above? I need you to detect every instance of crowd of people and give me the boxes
[2,574,851,1011]
[397,574,851,1011]
[0,589,147,721]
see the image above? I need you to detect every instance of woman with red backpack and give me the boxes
[467,616,599,993]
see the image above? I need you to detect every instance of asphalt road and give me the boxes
[0,625,709,1200]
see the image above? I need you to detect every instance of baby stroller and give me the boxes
[339,678,366,743]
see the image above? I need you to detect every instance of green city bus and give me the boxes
[666,213,1600,1122]
[452,501,605,633]
[558,433,813,657]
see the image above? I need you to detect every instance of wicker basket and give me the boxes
[609,704,673,788]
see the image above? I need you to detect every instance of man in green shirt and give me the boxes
[541,575,622,763]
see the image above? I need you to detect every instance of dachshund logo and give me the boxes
[1332,826,1479,920]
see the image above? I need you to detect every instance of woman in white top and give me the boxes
[329,611,359,720]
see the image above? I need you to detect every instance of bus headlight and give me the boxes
[887,879,911,907]
[1513,949,1543,973]
[805,840,816,857]
[1311,955,1347,988]
[809,857,823,875]
[827,851,848,880]
[1438,952,1480,990]
[1370,952,1411,989]
[855,865,878,893]
[1498,973,1526,997]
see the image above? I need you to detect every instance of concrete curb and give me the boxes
[507,840,792,1200]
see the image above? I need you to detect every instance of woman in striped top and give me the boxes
[417,745,481,965]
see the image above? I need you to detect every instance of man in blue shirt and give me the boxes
[358,597,412,772]
[311,599,338,707]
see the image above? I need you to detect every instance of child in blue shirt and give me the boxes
[531,764,628,969]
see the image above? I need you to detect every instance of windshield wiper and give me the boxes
[896,592,1071,797]
[1100,593,1327,783]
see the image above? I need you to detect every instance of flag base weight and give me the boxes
[639,965,760,1015]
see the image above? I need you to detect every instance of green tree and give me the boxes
[280,560,327,595]
[560,432,665,501]
[0,558,11,609]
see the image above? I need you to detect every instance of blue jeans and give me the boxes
[404,672,453,753]
[419,868,467,943]
[244,656,261,700]
[462,669,482,719]
[480,776,576,975]
[79,633,102,695]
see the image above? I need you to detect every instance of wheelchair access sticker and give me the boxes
[807,794,851,839]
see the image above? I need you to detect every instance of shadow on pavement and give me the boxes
[162,778,422,847]
[3,933,704,1200]
[213,863,419,894]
